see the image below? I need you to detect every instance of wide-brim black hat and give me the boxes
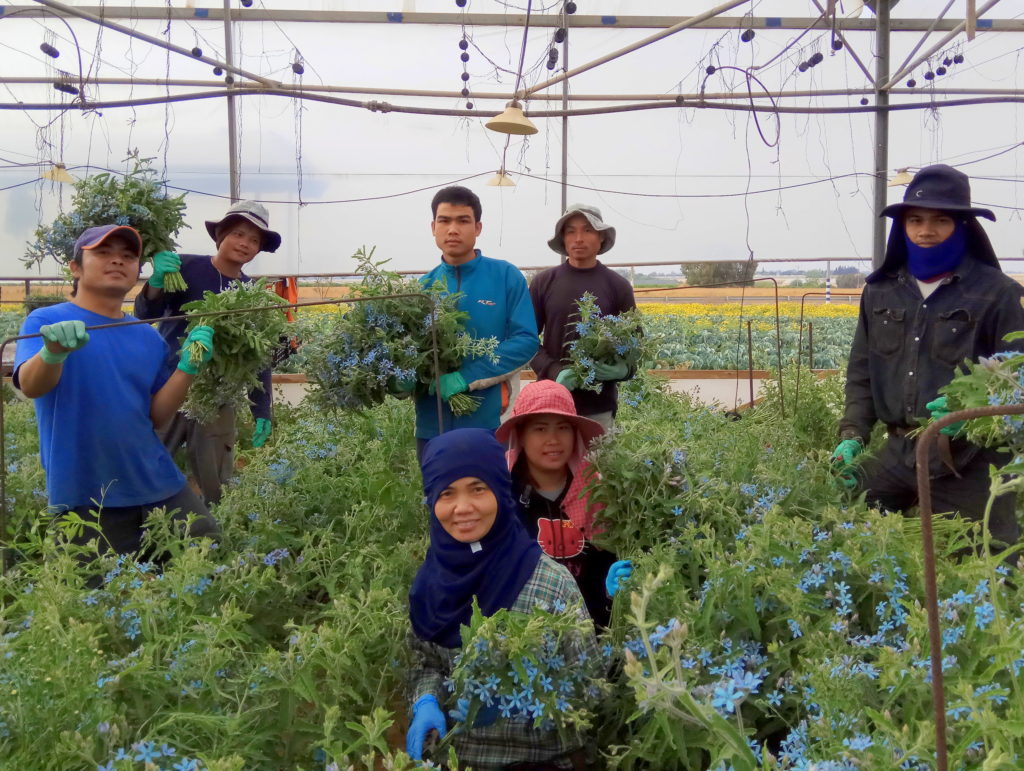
[880,163,995,221]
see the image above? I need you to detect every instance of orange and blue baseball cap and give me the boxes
[73,224,143,261]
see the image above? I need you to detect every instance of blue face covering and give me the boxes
[905,220,967,281]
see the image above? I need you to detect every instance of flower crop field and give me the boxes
[2,366,1022,770]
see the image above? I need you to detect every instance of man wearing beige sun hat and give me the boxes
[528,203,638,430]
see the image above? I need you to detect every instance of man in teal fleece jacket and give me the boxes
[415,186,538,447]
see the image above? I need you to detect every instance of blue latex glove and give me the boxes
[927,396,965,437]
[555,368,578,391]
[605,559,633,597]
[148,250,181,289]
[38,320,89,364]
[830,438,862,490]
[428,372,468,401]
[406,694,447,761]
[593,359,629,382]
[177,326,215,375]
[448,697,499,728]
[252,418,272,448]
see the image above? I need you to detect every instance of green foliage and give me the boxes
[681,260,758,287]
[565,292,649,393]
[449,598,605,736]
[181,280,288,424]
[303,247,496,413]
[24,152,188,270]
[0,399,424,769]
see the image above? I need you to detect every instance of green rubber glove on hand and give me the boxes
[39,320,89,364]
[177,326,215,375]
[428,372,468,401]
[252,418,272,448]
[555,368,578,391]
[830,438,862,490]
[593,359,629,382]
[387,375,416,397]
[148,250,181,289]
[926,396,965,437]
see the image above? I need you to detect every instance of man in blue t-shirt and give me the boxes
[134,200,282,503]
[413,186,538,456]
[14,224,219,556]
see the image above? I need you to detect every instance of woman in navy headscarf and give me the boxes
[406,428,596,769]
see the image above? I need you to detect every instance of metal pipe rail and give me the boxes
[913,403,1024,771]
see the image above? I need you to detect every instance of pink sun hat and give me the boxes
[495,379,604,445]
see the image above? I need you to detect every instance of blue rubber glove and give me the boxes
[830,438,862,490]
[927,396,965,437]
[406,694,447,761]
[448,697,499,728]
[148,250,181,289]
[38,320,89,364]
[555,368,578,391]
[593,359,629,382]
[428,372,468,401]
[605,559,633,597]
[252,418,272,448]
[177,326,215,375]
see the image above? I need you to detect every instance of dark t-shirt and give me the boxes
[512,469,617,628]
[133,254,272,420]
[529,260,637,416]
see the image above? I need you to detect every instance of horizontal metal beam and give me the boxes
[3,77,1020,103]
[2,6,1023,32]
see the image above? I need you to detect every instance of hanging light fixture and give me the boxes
[41,163,75,184]
[485,102,538,136]
[486,170,516,187]
[888,168,915,187]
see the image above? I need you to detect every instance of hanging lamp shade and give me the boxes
[485,102,538,136]
[888,168,914,187]
[41,163,75,184]
[486,171,516,187]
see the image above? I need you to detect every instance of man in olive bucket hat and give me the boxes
[528,203,638,430]
[135,200,282,504]
[833,165,1024,551]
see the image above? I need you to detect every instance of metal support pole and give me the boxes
[560,5,569,219]
[872,1,891,270]
[223,0,240,203]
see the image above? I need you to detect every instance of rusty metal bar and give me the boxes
[746,320,754,406]
[914,403,1024,771]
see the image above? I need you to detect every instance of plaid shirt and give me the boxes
[409,555,599,770]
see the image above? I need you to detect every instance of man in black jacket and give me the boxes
[833,165,1024,547]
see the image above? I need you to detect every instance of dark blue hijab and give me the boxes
[409,428,542,648]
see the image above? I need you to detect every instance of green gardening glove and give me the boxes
[387,375,416,397]
[555,368,578,391]
[593,359,629,382]
[177,326,215,375]
[428,372,468,401]
[39,320,90,364]
[148,250,182,289]
[252,418,272,448]
[926,396,965,437]
[830,438,862,490]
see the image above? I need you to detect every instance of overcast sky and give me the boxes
[1,0,1022,279]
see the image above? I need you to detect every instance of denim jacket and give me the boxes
[840,256,1024,458]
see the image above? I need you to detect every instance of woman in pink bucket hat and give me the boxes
[495,379,631,627]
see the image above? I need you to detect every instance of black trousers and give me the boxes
[66,484,219,556]
[858,438,1020,548]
